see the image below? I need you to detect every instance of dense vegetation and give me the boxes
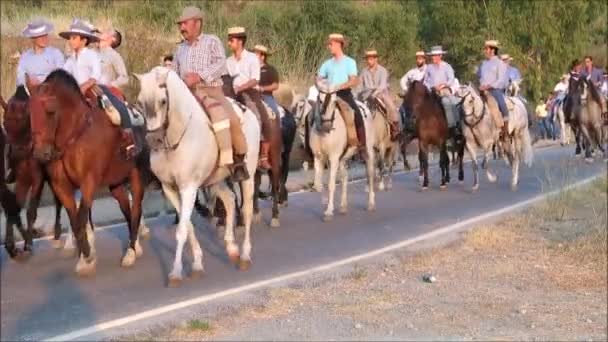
[1,0,606,102]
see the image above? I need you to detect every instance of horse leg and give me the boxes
[238,176,255,270]
[366,147,376,212]
[510,133,521,191]
[2,191,19,258]
[376,146,385,191]
[109,184,136,267]
[419,143,429,190]
[128,169,144,259]
[51,190,64,248]
[167,184,197,287]
[386,146,396,190]
[580,125,594,162]
[252,171,262,224]
[14,171,34,255]
[338,160,349,214]
[400,135,412,171]
[269,155,281,228]
[212,183,239,265]
[323,155,339,221]
[465,141,479,191]
[313,155,324,193]
[439,143,449,189]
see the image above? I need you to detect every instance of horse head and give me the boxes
[455,84,484,123]
[3,86,31,146]
[134,67,171,135]
[313,80,340,132]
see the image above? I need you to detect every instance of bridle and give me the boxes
[314,89,337,132]
[458,91,486,128]
[145,83,191,151]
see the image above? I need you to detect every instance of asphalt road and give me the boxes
[0,146,605,341]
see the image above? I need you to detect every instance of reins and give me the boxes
[146,84,192,151]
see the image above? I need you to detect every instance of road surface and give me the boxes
[0,146,605,341]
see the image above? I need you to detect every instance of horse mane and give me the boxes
[584,78,603,105]
[44,69,86,101]
[13,85,29,101]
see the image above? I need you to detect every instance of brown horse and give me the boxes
[2,87,64,249]
[400,81,464,189]
[28,69,146,276]
[0,119,30,259]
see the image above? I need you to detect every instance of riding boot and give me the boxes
[389,121,401,141]
[258,141,271,170]
[356,126,368,161]
[231,154,250,182]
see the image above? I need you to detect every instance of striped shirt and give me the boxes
[174,33,227,87]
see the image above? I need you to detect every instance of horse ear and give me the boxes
[0,95,7,113]
[155,69,169,88]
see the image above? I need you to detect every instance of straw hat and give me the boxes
[426,45,448,56]
[253,44,270,55]
[227,27,246,39]
[364,50,378,58]
[415,50,425,57]
[22,19,54,38]
[176,6,203,24]
[327,33,346,45]
[500,54,513,61]
[59,18,99,42]
[484,40,500,48]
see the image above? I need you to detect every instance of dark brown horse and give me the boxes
[0,117,30,259]
[2,86,64,249]
[28,69,146,276]
[400,81,464,189]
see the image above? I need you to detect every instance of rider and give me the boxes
[477,40,509,139]
[358,49,400,140]
[500,54,521,85]
[581,55,607,117]
[173,6,249,181]
[226,27,272,170]
[59,19,140,159]
[97,29,129,93]
[6,20,65,183]
[423,45,460,136]
[317,33,367,159]
[399,50,427,131]
[253,44,281,118]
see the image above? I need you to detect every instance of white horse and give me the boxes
[366,97,399,191]
[135,67,260,286]
[554,99,574,146]
[455,85,533,191]
[297,83,376,221]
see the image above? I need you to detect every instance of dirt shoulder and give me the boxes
[121,177,607,341]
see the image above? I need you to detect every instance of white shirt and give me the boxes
[16,47,65,86]
[553,81,568,93]
[400,64,427,92]
[226,49,260,89]
[62,47,101,86]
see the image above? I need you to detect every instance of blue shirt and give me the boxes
[581,67,603,86]
[16,47,65,86]
[318,55,357,87]
[423,61,455,90]
[478,56,508,89]
[507,66,521,83]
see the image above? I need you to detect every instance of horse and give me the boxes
[2,87,65,253]
[567,76,606,162]
[554,99,575,146]
[455,85,533,190]
[299,82,376,221]
[135,66,260,287]
[365,96,399,191]
[28,69,147,276]
[0,122,30,259]
[400,81,464,190]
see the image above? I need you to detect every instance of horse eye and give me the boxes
[160,99,167,106]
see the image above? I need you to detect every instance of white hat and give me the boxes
[327,33,346,44]
[253,44,270,55]
[484,40,500,48]
[426,45,447,56]
[227,26,247,38]
[176,6,203,23]
[500,54,513,61]
[22,20,54,38]
[364,50,378,58]
[59,18,99,42]
[415,50,425,57]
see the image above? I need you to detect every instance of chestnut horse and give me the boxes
[28,69,146,276]
[400,81,464,190]
[2,87,65,251]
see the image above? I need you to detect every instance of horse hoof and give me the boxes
[76,257,97,277]
[585,158,594,164]
[322,214,333,222]
[14,249,32,263]
[61,247,77,258]
[487,174,498,183]
[121,248,136,268]
[440,185,448,191]
[228,252,240,265]
[134,240,143,258]
[270,218,280,228]
[458,180,464,185]
[378,183,385,191]
[339,207,348,215]
[51,239,63,249]
[510,184,518,192]
[190,269,204,280]
[238,259,252,271]
[31,228,45,239]
[168,275,183,288]
[420,186,429,192]
[367,204,376,212]
[253,213,262,224]
[472,184,479,192]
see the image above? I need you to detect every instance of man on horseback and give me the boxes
[58,19,142,159]
[423,45,460,136]
[399,51,427,133]
[174,6,249,181]
[97,29,129,92]
[6,20,65,183]
[317,33,367,159]
[226,27,272,170]
[253,45,281,118]
[357,50,400,141]
[581,56,607,118]
[477,40,510,139]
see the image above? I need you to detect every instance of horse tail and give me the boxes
[521,126,534,167]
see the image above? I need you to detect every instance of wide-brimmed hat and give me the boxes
[59,18,99,42]
[253,44,270,55]
[228,26,246,39]
[364,50,378,58]
[176,6,203,24]
[484,40,500,48]
[500,54,513,61]
[415,50,425,57]
[22,19,54,38]
[426,45,447,56]
[327,33,346,45]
